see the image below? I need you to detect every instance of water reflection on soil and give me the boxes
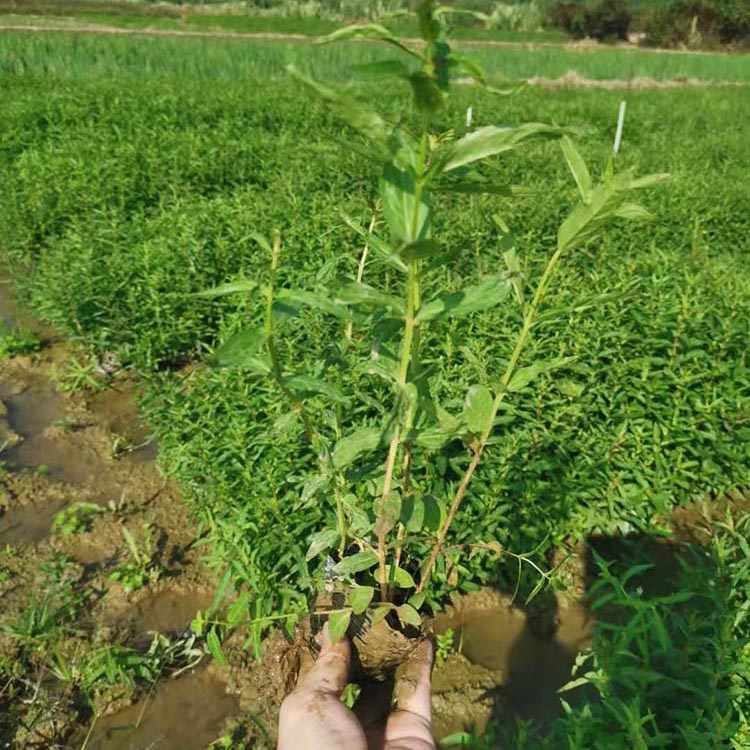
[85,670,239,750]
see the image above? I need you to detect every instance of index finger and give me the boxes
[384,639,435,750]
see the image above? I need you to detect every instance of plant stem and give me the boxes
[417,244,567,594]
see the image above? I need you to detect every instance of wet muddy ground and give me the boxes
[1,278,746,749]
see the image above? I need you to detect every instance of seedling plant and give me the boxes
[202,1,665,647]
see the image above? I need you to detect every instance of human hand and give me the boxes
[278,624,435,750]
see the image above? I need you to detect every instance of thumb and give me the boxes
[384,639,435,750]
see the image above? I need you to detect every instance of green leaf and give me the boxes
[443,123,566,173]
[408,591,426,610]
[423,495,444,532]
[385,564,416,589]
[557,171,665,252]
[335,282,405,315]
[275,288,350,320]
[503,245,524,306]
[560,136,592,201]
[399,239,441,262]
[464,384,493,433]
[328,609,352,644]
[227,591,249,628]
[342,216,407,273]
[417,274,510,323]
[348,586,375,615]
[334,549,379,575]
[629,173,670,189]
[214,328,270,372]
[283,374,346,403]
[305,528,340,561]
[333,426,382,469]
[615,202,653,220]
[374,491,402,538]
[507,357,575,393]
[316,23,422,60]
[287,66,392,148]
[380,163,431,244]
[371,604,391,625]
[206,627,226,667]
[400,495,425,533]
[196,279,259,298]
[396,603,422,628]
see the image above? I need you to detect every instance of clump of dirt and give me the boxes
[351,613,424,681]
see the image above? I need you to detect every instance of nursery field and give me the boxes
[1,27,750,750]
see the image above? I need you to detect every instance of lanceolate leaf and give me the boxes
[287,65,391,148]
[316,23,422,60]
[335,282,405,315]
[196,279,259,298]
[417,274,511,322]
[557,171,665,252]
[464,384,493,433]
[334,549,379,575]
[333,426,383,469]
[400,239,441,262]
[348,586,375,615]
[305,529,340,561]
[380,163,431,244]
[283,374,347,403]
[443,123,567,173]
[275,288,350,320]
[560,136,592,201]
[328,609,352,644]
[214,329,270,373]
[342,215,407,273]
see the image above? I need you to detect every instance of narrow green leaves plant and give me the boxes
[201,0,665,645]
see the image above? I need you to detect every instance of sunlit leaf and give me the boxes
[334,549,379,575]
[417,274,510,322]
[396,603,422,628]
[560,135,592,201]
[335,282,405,315]
[348,586,375,615]
[275,288,350,319]
[380,163,431,244]
[374,491,402,537]
[333,426,382,469]
[328,609,352,644]
[316,23,422,60]
[443,123,567,172]
[464,384,493,433]
[305,528,340,561]
[283,374,347,403]
[213,329,270,373]
[385,564,416,588]
[196,279,259,298]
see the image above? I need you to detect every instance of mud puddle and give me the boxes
[116,586,215,638]
[0,497,64,546]
[83,670,238,750]
[432,592,594,738]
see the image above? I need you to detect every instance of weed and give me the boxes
[109,524,161,592]
[52,502,104,536]
[0,323,41,358]
[435,627,455,667]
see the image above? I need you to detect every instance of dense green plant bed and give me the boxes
[0,28,749,742]
[2,30,750,82]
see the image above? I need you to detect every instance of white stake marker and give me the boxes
[613,100,627,155]
[466,105,473,128]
